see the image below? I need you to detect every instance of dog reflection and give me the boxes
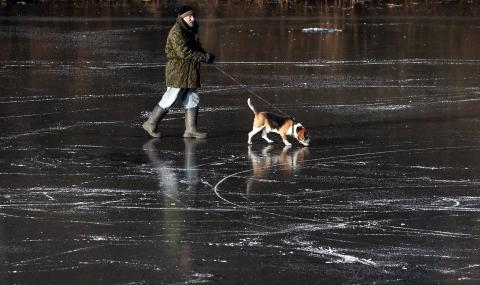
[246,145,309,196]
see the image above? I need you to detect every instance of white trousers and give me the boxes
[158,87,200,110]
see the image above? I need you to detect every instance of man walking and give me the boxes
[143,5,215,138]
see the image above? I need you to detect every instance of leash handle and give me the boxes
[214,64,288,116]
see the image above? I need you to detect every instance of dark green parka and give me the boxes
[165,18,208,88]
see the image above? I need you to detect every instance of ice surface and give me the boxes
[1,9,480,285]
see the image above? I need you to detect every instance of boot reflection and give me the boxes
[246,145,309,196]
[143,138,206,190]
[143,138,179,193]
[183,138,206,189]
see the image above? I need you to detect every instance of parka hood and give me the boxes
[176,17,199,34]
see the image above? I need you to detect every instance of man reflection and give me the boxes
[143,138,205,274]
[246,145,309,196]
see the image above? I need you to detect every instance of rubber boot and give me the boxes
[183,107,207,139]
[142,105,168,138]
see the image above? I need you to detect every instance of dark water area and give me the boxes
[2,0,480,17]
[1,1,480,284]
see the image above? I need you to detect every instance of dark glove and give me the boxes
[205,53,215,64]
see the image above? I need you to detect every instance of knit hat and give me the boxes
[178,5,194,18]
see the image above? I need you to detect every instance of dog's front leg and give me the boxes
[280,133,292,146]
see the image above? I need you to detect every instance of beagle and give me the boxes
[247,98,310,146]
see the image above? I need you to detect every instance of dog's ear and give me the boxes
[296,126,309,140]
[296,126,305,139]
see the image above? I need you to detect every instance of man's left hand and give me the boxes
[205,53,215,64]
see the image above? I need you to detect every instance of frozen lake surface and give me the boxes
[1,6,480,284]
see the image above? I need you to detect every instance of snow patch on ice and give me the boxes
[290,239,378,266]
[364,104,411,111]
[254,178,281,183]
[216,238,262,248]
[90,235,109,241]
[410,165,451,170]
[302,27,342,33]
[200,106,241,112]
[439,264,480,274]
[186,272,215,284]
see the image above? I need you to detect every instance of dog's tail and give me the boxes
[247,98,258,115]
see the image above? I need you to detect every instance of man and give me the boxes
[143,5,215,138]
